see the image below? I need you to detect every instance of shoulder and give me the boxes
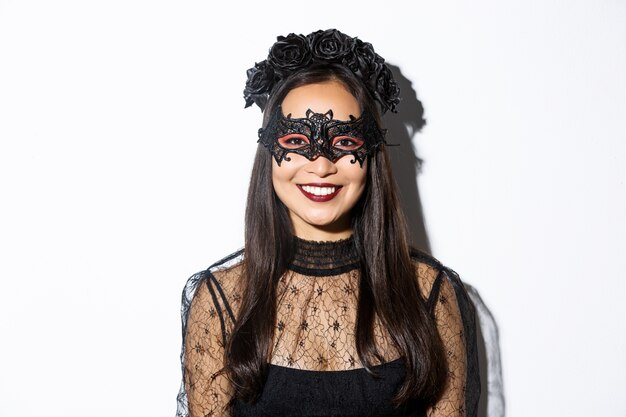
[181,248,246,317]
[408,247,445,302]
[408,248,473,314]
[205,248,246,290]
[183,248,245,290]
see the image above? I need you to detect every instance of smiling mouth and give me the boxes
[297,184,343,202]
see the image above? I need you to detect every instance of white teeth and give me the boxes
[302,185,337,196]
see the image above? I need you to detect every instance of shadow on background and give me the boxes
[467,284,506,417]
[383,65,430,253]
[384,64,506,417]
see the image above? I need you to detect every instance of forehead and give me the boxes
[281,81,361,121]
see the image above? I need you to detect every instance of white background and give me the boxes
[1,1,625,416]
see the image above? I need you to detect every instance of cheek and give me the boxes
[343,160,368,192]
[353,172,367,200]
[271,165,287,197]
[271,158,300,197]
[271,153,311,181]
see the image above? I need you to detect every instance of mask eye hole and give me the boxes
[277,134,310,149]
[332,136,364,151]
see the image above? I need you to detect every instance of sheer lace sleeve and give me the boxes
[427,271,467,417]
[416,261,481,417]
[175,271,235,417]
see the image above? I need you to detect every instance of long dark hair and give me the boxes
[226,63,447,406]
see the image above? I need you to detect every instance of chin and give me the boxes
[304,213,350,230]
[304,217,338,228]
[304,209,340,223]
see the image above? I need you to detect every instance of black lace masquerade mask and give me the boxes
[257,105,387,167]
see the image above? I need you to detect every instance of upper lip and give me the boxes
[298,183,341,187]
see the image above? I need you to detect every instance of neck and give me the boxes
[294,228,353,242]
[291,215,353,242]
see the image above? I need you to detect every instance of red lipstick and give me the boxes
[297,183,342,202]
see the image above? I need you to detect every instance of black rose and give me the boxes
[243,29,401,114]
[375,65,401,113]
[267,33,311,75]
[243,60,275,108]
[309,29,354,61]
[346,39,382,81]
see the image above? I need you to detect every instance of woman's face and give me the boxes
[271,80,368,240]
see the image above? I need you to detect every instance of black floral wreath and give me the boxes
[243,29,401,114]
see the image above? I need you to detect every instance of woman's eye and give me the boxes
[337,139,355,146]
[333,136,364,150]
[278,134,310,149]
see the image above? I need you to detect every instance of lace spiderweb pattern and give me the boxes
[176,243,479,417]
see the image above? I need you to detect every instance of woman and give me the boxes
[176,29,480,417]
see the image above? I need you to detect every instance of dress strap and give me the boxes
[204,271,236,347]
[426,269,445,316]
[207,272,236,324]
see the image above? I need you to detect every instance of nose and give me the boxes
[306,155,338,177]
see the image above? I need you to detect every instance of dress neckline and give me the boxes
[268,356,404,373]
[288,235,360,277]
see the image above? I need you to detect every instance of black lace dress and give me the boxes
[175,237,480,417]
